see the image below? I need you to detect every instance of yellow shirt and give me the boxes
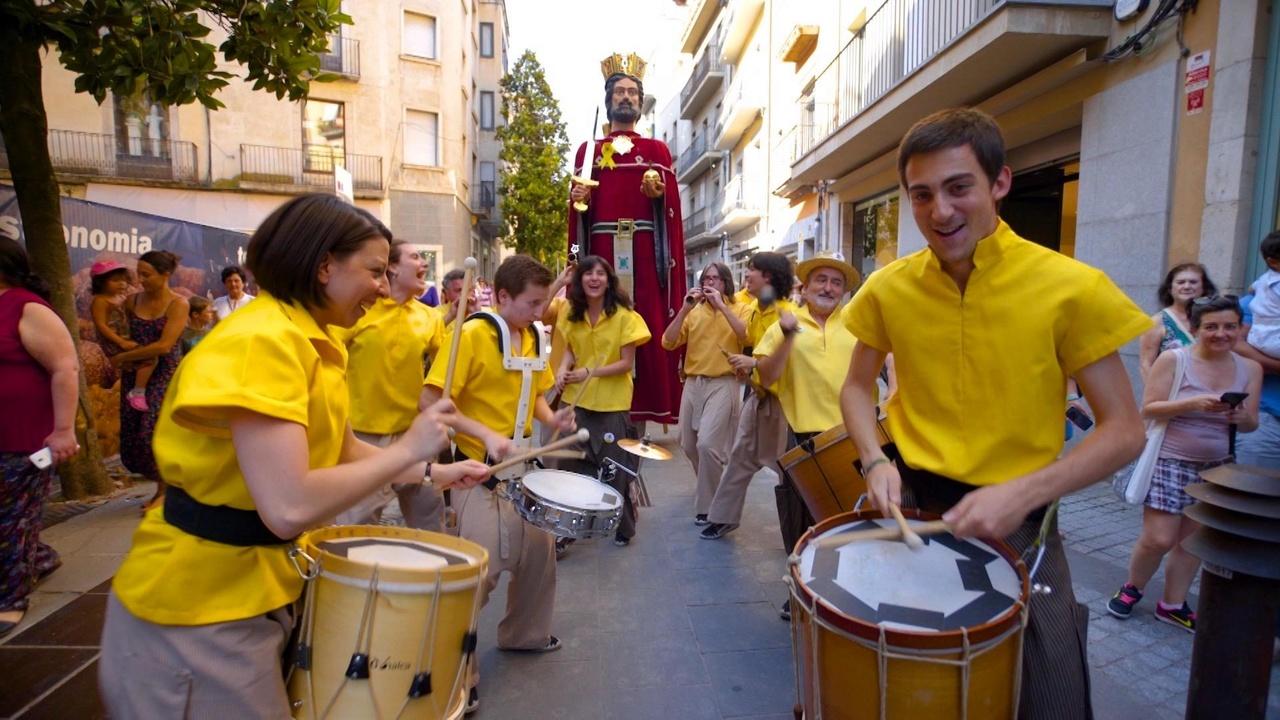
[662,300,749,377]
[840,220,1151,486]
[424,316,554,460]
[546,296,569,377]
[337,296,443,435]
[733,288,753,305]
[555,302,652,412]
[756,305,859,434]
[113,294,350,625]
[745,297,797,348]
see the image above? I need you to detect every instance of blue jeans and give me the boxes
[1235,412,1280,470]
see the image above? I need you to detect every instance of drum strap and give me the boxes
[163,485,293,546]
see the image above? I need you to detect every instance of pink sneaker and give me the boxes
[126,389,149,411]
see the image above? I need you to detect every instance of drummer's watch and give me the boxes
[422,462,434,486]
[864,456,893,474]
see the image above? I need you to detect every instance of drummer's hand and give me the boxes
[865,461,903,516]
[551,407,577,433]
[570,183,590,203]
[484,433,516,463]
[566,368,590,385]
[942,482,1032,540]
[405,400,455,460]
[727,353,755,374]
[429,459,491,490]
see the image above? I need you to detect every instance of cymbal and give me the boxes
[1200,464,1280,498]
[617,438,673,461]
[1185,482,1280,520]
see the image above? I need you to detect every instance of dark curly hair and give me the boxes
[567,255,631,322]
[0,237,51,301]
[1157,263,1216,310]
[749,251,792,303]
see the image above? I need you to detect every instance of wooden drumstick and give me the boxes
[488,429,590,475]
[550,355,602,443]
[888,503,924,551]
[813,520,951,550]
[441,256,478,400]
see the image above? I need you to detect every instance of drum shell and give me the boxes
[779,423,891,522]
[288,526,489,720]
[506,471,623,540]
[789,509,1029,720]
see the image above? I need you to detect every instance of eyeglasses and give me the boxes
[1191,294,1239,305]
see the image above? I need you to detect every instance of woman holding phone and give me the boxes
[1108,295,1262,632]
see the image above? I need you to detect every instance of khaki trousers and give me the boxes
[335,431,446,532]
[453,483,556,688]
[680,375,742,515]
[99,593,293,719]
[707,392,789,525]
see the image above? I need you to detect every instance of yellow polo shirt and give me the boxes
[112,294,349,625]
[733,288,753,305]
[756,305,859,434]
[746,297,797,348]
[555,302,652,412]
[546,296,568,376]
[424,316,554,460]
[337,297,443,435]
[840,221,1151,486]
[662,300,749,377]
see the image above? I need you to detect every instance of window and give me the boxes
[404,110,439,166]
[480,22,494,58]
[113,92,169,158]
[480,91,495,130]
[302,99,345,172]
[479,161,496,208]
[851,192,899,279]
[403,12,437,59]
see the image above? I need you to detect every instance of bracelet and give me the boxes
[422,462,433,486]
[864,456,893,474]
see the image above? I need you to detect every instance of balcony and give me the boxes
[319,35,360,80]
[0,129,198,183]
[714,76,762,151]
[679,44,726,120]
[474,180,496,213]
[719,0,764,65]
[679,0,723,54]
[676,135,723,185]
[683,206,710,246]
[709,177,759,236]
[789,0,1112,186]
[239,143,383,193]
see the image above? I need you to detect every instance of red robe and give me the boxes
[568,130,687,425]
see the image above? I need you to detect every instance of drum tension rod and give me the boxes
[462,631,479,656]
[408,672,432,698]
[345,652,371,680]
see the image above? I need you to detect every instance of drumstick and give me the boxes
[488,429,590,475]
[441,257,478,400]
[812,520,951,550]
[888,503,924,551]
[539,449,587,461]
[550,361,598,443]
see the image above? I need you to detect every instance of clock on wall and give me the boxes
[1115,0,1150,21]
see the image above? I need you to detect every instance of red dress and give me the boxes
[568,131,687,425]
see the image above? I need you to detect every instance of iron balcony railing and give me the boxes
[680,44,723,108]
[678,134,709,174]
[0,129,198,183]
[684,206,708,238]
[711,176,752,227]
[475,180,496,210]
[795,0,1003,161]
[319,35,360,80]
[239,143,383,191]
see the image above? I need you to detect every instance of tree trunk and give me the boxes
[0,25,111,499]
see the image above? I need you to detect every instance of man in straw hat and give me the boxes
[839,107,1150,717]
[568,52,686,427]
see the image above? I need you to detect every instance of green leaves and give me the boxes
[497,51,572,267]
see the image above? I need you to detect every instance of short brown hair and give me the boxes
[898,108,1006,187]
[187,295,211,316]
[493,255,553,300]
[246,194,391,308]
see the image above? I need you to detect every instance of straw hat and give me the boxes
[796,251,860,288]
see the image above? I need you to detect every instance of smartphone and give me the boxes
[29,447,53,469]
[1220,392,1249,409]
[1066,406,1094,431]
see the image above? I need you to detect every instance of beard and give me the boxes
[608,101,640,124]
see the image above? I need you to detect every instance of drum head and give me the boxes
[522,470,622,509]
[798,518,1022,632]
[317,536,477,571]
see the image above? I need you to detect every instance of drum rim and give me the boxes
[299,525,489,584]
[790,508,1029,650]
[519,470,624,503]
[777,422,890,471]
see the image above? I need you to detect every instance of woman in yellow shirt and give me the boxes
[554,256,652,546]
[99,194,489,719]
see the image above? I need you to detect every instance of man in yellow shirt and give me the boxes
[700,252,795,539]
[661,262,749,523]
[420,255,575,712]
[840,109,1149,718]
[336,241,446,528]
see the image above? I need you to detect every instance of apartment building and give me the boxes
[5,0,510,280]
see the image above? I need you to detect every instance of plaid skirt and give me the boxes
[1145,456,1231,514]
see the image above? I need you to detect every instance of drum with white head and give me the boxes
[505,469,623,540]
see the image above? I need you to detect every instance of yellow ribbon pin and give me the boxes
[599,141,617,170]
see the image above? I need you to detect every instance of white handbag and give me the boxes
[1112,347,1187,505]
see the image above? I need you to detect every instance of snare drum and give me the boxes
[505,469,623,540]
[788,509,1029,720]
[287,526,487,720]
[779,422,892,522]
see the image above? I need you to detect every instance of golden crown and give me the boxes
[601,52,647,81]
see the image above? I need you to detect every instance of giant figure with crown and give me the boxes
[568,53,687,426]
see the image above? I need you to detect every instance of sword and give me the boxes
[571,107,601,213]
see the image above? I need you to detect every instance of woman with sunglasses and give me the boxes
[1108,295,1262,632]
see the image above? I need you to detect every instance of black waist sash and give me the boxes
[897,458,1048,525]
[164,485,294,546]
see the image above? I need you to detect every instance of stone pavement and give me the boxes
[2,437,1278,718]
